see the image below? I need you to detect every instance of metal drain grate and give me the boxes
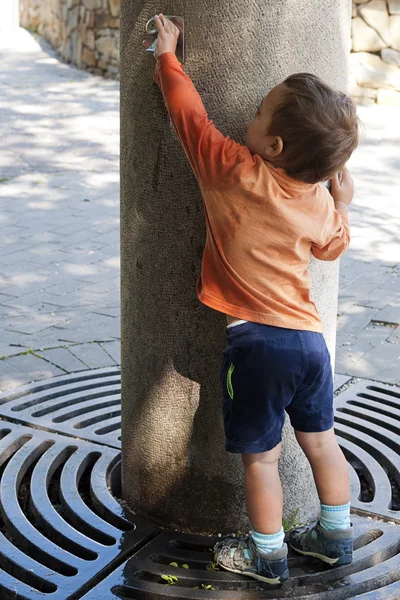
[80,516,400,599]
[0,372,399,599]
[0,367,121,448]
[334,380,400,524]
[0,421,157,600]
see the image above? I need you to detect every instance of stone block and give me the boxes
[79,21,87,39]
[94,14,119,28]
[350,51,400,90]
[377,88,400,104]
[108,0,119,17]
[95,11,110,28]
[85,9,94,27]
[388,0,400,15]
[356,96,376,104]
[67,6,79,34]
[82,47,97,66]
[82,0,102,9]
[352,16,386,51]
[96,35,115,59]
[390,15,400,50]
[381,47,400,66]
[97,27,111,36]
[359,0,391,45]
[85,29,95,49]
[64,38,73,62]
[69,30,81,64]
[348,81,377,100]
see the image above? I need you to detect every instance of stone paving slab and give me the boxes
[36,346,88,372]
[0,30,120,374]
[333,373,352,392]
[0,29,398,389]
[68,342,118,369]
[0,352,65,392]
[335,104,400,384]
[100,340,121,365]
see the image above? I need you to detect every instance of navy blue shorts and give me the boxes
[220,321,334,454]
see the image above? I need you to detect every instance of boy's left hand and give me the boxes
[330,166,354,212]
[143,14,180,60]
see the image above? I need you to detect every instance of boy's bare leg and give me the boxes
[294,428,350,505]
[242,443,283,534]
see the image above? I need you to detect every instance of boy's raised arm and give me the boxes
[154,52,250,186]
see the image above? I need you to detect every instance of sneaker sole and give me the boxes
[289,544,352,566]
[217,563,287,585]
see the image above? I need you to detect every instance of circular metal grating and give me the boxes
[0,367,121,448]
[0,374,399,598]
[0,422,157,600]
[334,381,400,524]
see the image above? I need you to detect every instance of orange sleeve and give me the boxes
[311,208,350,261]
[154,52,250,186]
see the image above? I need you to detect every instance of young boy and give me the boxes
[147,15,358,585]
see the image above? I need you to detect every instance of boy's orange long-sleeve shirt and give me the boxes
[154,53,350,333]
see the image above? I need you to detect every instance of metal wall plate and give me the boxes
[80,516,400,599]
[334,380,400,524]
[145,15,184,62]
[0,367,121,448]
[0,421,157,600]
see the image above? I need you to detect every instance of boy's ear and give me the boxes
[268,136,284,157]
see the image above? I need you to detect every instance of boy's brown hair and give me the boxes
[268,73,359,184]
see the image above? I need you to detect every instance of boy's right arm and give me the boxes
[154,52,252,187]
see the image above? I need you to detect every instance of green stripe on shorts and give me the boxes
[227,363,235,399]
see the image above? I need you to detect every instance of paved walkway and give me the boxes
[0,29,398,391]
[337,104,400,384]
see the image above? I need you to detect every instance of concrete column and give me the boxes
[120,0,351,533]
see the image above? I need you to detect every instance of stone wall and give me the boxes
[351,0,400,104]
[19,0,120,78]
